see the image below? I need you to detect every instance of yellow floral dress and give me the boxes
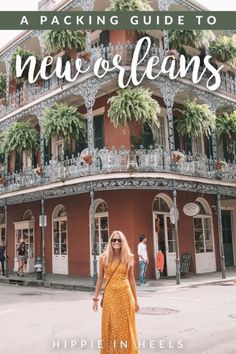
[101,262,139,354]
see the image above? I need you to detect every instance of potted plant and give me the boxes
[108,87,160,132]
[209,35,236,67]
[0,73,6,104]
[172,151,186,163]
[42,103,87,157]
[2,121,39,173]
[106,0,153,11]
[80,148,93,165]
[215,160,227,170]
[169,30,215,51]
[176,100,215,139]
[9,47,40,83]
[216,111,236,155]
[44,30,86,59]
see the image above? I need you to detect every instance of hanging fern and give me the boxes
[209,36,236,67]
[0,73,6,99]
[42,103,87,144]
[176,100,215,138]
[44,30,86,53]
[9,47,39,81]
[169,30,215,50]
[216,112,236,153]
[106,0,153,11]
[3,122,39,153]
[107,87,160,129]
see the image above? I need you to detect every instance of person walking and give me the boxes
[138,234,149,286]
[17,239,27,276]
[0,239,6,276]
[92,230,139,354]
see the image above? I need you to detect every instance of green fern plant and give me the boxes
[106,0,153,11]
[216,112,236,153]
[108,87,160,129]
[9,47,39,82]
[209,36,236,67]
[0,73,6,99]
[169,30,215,50]
[44,30,85,54]
[3,122,39,153]
[176,100,215,138]
[42,103,87,145]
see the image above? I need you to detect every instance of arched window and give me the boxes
[22,209,34,221]
[194,199,213,254]
[153,196,170,213]
[52,205,67,257]
[90,199,109,276]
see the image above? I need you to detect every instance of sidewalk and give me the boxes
[0,269,236,292]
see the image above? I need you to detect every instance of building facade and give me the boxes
[0,0,236,280]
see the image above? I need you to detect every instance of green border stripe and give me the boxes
[0,11,235,30]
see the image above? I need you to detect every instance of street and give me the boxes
[0,281,236,354]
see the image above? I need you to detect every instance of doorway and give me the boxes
[52,205,68,274]
[222,210,234,267]
[153,195,176,277]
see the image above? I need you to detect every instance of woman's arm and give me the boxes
[128,256,139,313]
[92,256,105,312]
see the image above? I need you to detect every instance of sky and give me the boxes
[0,0,235,48]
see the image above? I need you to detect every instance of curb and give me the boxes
[0,275,235,292]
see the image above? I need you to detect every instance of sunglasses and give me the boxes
[111,238,122,243]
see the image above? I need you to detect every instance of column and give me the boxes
[217,193,226,279]
[39,122,45,168]
[173,188,181,284]
[4,201,8,278]
[90,182,97,284]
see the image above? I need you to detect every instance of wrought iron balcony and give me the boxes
[0,43,235,119]
[0,146,235,194]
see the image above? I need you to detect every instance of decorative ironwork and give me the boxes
[0,147,235,202]
[71,78,101,151]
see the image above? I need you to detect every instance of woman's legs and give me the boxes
[18,260,24,275]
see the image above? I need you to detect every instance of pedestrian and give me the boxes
[92,230,139,354]
[138,234,149,286]
[0,239,6,276]
[17,239,27,276]
[156,249,165,278]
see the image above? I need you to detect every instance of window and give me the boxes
[153,116,166,147]
[194,201,213,253]
[153,197,170,212]
[52,205,67,256]
[94,115,104,149]
[52,136,64,160]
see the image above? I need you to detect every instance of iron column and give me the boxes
[217,193,226,279]
[90,182,97,285]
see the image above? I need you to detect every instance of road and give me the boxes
[0,281,236,354]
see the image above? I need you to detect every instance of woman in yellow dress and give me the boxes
[93,230,139,354]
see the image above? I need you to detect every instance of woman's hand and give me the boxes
[92,299,99,312]
[135,301,139,313]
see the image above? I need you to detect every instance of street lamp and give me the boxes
[172,188,180,285]
[4,201,9,278]
[90,182,97,285]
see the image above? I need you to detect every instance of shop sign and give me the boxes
[170,206,179,224]
[183,203,200,216]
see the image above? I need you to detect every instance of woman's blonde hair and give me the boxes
[103,230,133,266]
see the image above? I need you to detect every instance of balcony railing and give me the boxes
[0,43,235,119]
[0,147,235,194]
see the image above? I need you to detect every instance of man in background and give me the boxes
[138,234,150,286]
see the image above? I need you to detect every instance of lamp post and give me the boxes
[40,194,46,280]
[173,188,181,285]
[217,193,226,279]
[4,201,8,278]
[90,182,97,285]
